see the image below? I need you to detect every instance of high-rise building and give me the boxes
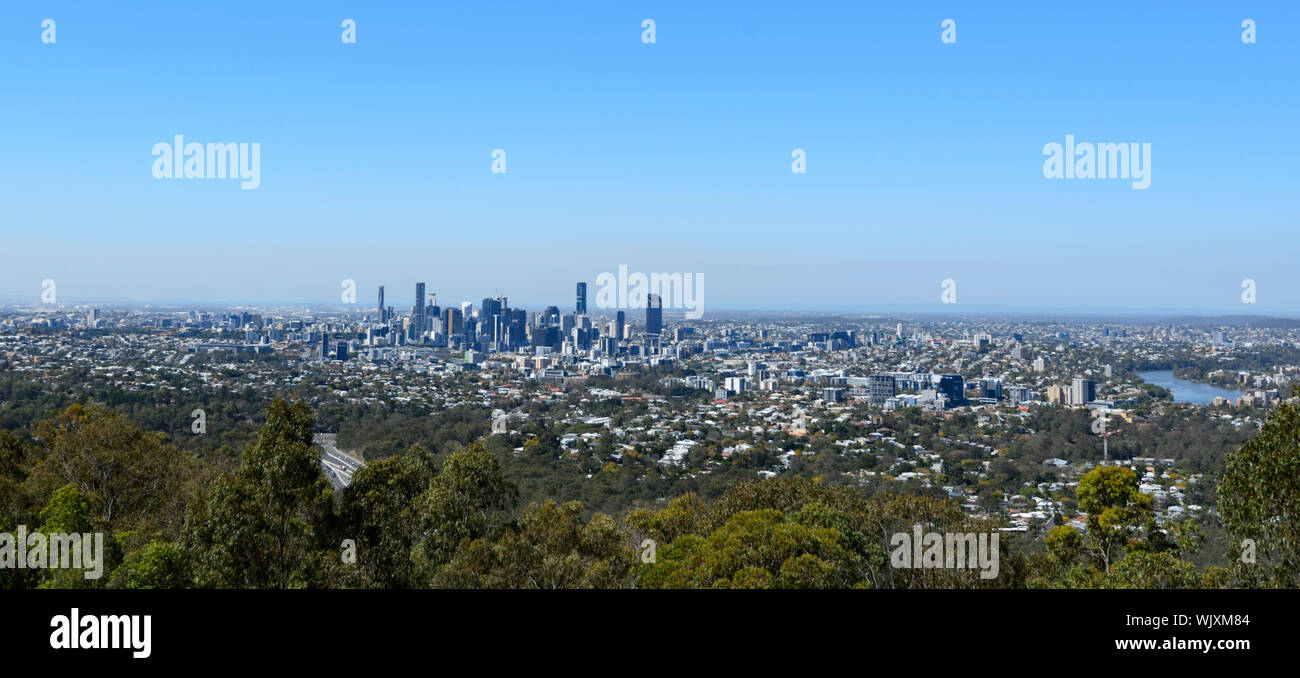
[867,374,895,405]
[377,285,385,323]
[413,282,426,334]
[614,311,625,343]
[646,293,663,336]
[934,374,965,405]
[444,307,463,335]
[1069,377,1095,405]
[575,282,587,315]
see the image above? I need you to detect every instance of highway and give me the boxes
[314,434,365,490]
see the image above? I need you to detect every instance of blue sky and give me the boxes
[2,1,1297,313]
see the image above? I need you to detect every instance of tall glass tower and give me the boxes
[646,293,663,336]
[413,282,426,333]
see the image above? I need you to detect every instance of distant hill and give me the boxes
[1157,315,1300,328]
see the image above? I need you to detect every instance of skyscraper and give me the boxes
[615,311,625,343]
[646,293,663,336]
[444,307,463,335]
[377,285,385,323]
[575,282,587,314]
[414,282,426,334]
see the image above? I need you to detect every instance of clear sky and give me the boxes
[2,2,1297,314]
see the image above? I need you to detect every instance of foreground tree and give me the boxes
[336,444,436,588]
[411,442,518,582]
[1075,465,1152,574]
[1219,391,1300,587]
[30,404,195,535]
[183,397,334,588]
[636,506,861,589]
[437,499,635,588]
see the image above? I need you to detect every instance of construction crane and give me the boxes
[1092,412,1121,464]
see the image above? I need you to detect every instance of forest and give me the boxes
[2,391,1298,589]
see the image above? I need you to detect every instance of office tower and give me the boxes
[509,309,527,347]
[320,332,329,359]
[492,315,506,349]
[867,374,895,405]
[543,306,560,326]
[414,282,426,334]
[978,378,1002,400]
[646,293,663,336]
[444,307,463,335]
[934,374,965,405]
[427,296,441,332]
[896,323,904,339]
[377,285,385,323]
[1069,377,1095,405]
[576,282,587,314]
[336,342,348,360]
[615,311,625,343]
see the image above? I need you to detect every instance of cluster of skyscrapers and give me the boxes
[320,281,667,359]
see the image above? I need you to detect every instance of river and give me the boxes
[1137,370,1243,405]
